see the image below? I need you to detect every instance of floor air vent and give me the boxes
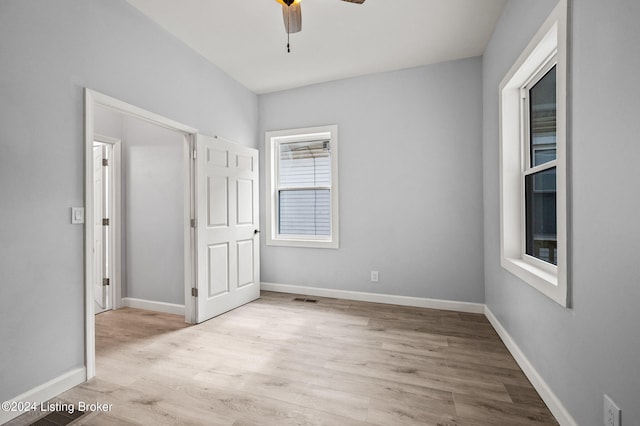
[293,297,318,303]
[29,409,85,426]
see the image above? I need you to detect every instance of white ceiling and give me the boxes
[125,0,506,94]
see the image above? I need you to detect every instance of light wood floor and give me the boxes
[19,291,558,425]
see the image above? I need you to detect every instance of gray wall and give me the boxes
[95,107,186,305]
[123,117,185,305]
[258,58,485,303]
[0,0,257,403]
[483,1,640,424]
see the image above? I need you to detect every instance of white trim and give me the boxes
[484,306,577,426]
[525,159,558,177]
[265,125,339,249]
[121,297,186,316]
[0,367,86,424]
[88,91,197,135]
[183,133,197,324]
[84,90,96,379]
[93,133,121,145]
[261,282,485,314]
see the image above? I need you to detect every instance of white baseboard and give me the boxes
[0,367,86,425]
[121,297,185,316]
[261,282,485,314]
[484,306,577,426]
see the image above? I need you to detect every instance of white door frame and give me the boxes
[84,89,198,380]
[93,134,121,312]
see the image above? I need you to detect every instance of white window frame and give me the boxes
[265,125,339,249]
[499,0,568,306]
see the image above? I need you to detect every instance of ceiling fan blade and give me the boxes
[341,0,366,4]
[282,3,302,34]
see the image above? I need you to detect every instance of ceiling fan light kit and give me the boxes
[274,0,365,53]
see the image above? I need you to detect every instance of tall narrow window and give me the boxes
[499,0,568,306]
[266,126,339,248]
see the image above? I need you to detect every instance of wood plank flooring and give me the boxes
[11,291,558,425]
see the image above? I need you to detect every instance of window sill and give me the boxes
[501,256,567,307]
[266,237,339,249]
[503,256,556,285]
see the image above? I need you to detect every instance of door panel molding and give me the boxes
[195,134,260,323]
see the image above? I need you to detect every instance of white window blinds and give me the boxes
[277,140,331,236]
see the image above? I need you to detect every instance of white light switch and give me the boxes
[71,207,85,224]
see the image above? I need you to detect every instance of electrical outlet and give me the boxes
[604,395,621,426]
[370,271,379,282]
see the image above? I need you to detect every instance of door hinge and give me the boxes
[192,150,197,160]
[191,219,197,228]
[102,278,110,286]
[102,218,110,226]
[191,288,198,297]
[102,158,108,167]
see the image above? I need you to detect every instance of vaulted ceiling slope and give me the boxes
[125,0,506,94]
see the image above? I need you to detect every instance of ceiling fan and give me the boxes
[274,0,366,52]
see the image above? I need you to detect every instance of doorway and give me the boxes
[85,91,196,379]
[84,89,261,380]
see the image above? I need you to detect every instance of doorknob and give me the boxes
[254,229,260,235]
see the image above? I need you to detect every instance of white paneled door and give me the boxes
[195,134,260,323]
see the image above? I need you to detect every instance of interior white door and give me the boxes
[195,134,260,323]
[93,145,107,310]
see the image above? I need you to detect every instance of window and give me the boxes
[499,0,568,306]
[524,63,557,265]
[265,125,339,248]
